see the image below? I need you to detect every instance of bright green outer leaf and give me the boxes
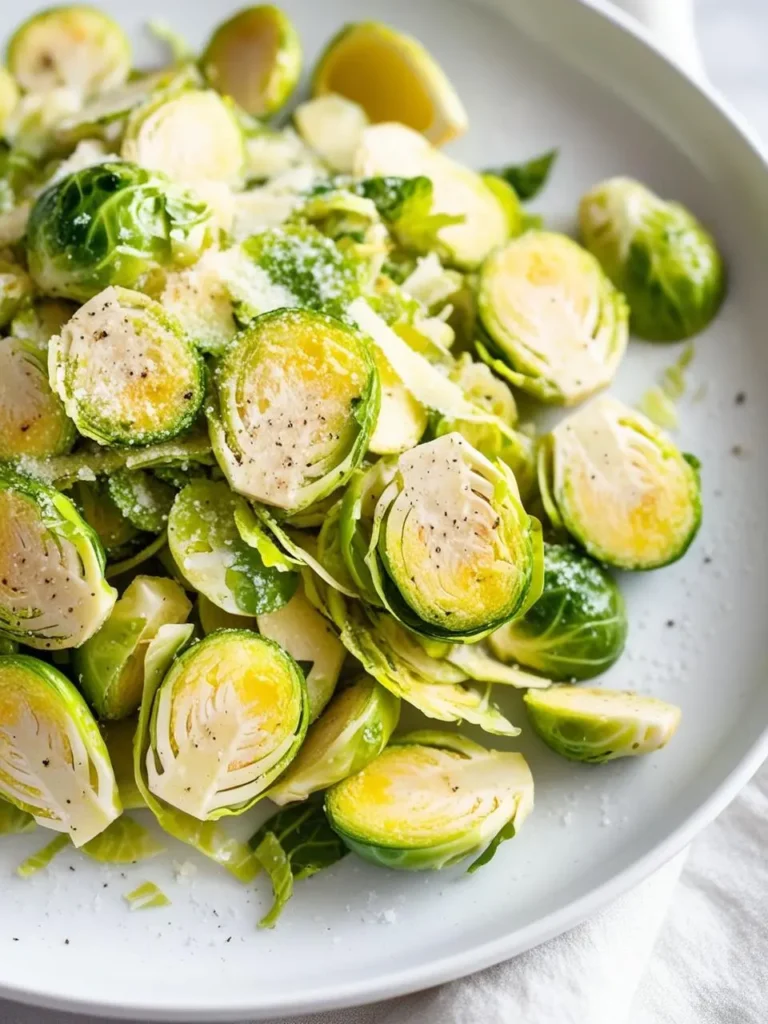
[579,177,725,341]
[445,643,552,689]
[49,286,205,448]
[484,149,558,201]
[356,175,463,253]
[326,590,520,737]
[27,162,214,303]
[476,231,628,406]
[234,500,301,573]
[123,880,171,910]
[209,307,379,515]
[0,468,116,650]
[338,460,395,605]
[254,506,359,598]
[133,623,260,882]
[0,335,75,461]
[168,479,299,617]
[523,686,682,763]
[364,434,543,642]
[257,583,347,723]
[488,543,627,682]
[74,576,192,721]
[8,7,130,95]
[102,718,143,810]
[107,470,176,535]
[250,802,348,928]
[0,654,121,846]
[16,833,69,877]
[325,731,533,871]
[269,675,400,805]
[0,796,35,834]
[145,630,308,820]
[81,814,165,863]
[538,395,702,570]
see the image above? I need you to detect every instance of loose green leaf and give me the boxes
[249,802,348,928]
[16,833,69,877]
[123,880,171,910]
[485,149,557,201]
[81,815,165,864]
[0,797,35,835]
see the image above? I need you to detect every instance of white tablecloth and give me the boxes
[1,2,767,1022]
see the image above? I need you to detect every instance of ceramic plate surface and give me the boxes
[1,0,767,1019]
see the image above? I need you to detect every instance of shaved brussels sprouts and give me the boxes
[107,470,176,535]
[202,5,302,118]
[7,6,131,95]
[477,232,628,405]
[524,686,681,763]
[270,675,399,805]
[538,395,701,570]
[72,479,148,564]
[209,308,379,514]
[368,347,428,455]
[0,67,19,135]
[294,95,368,173]
[579,177,725,341]
[101,717,143,810]
[0,336,75,460]
[27,162,214,302]
[9,297,75,348]
[133,623,260,880]
[74,576,192,721]
[362,434,543,641]
[489,543,627,681]
[0,257,33,327]
[0,468,116,650]
[122,89,244,186]
[146,630,307,819]
[49,286,205,447]
[0,654,121,845]
[328,592,519,736]
[197,595,253,635]
[326,731,533,871]
[257,584,346,722]
[168,479,298,617]
[354,124,514,268]
[449,353,518,426]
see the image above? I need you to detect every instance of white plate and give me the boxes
[2,0,767,1019]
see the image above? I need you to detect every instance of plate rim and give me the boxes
[1,0,768,1018]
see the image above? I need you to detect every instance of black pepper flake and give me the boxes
[735,391,747,405]
[666,619,675,628]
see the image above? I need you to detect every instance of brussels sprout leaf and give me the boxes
[250,802,348,928]
[467,817,517,874]
[358,175,463,251]
[0,797,35,835]
[123,880,172,910]
[16,834,69,877]
[485,149,558,201]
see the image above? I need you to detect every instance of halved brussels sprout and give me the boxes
[74,576,192,721]
[7,6,131,95]
[209,307,379,514]
[328,592,519,736]
[257,583,346,722]
[146,630,307,819]
[538,395,701,570]
[202,5,302,118]
[107,470,176,535]
[354,124,513,268]
[270,675,400,805]
[489,543,627,681]
[241,223,365,320]
[168,478,298,617]
[364,434,543,641]
[49,286,205,447]
[0,336,75,460]
[0,468,116,650]
[27,162,214,302]
[122,89,244,186]
[133,623,260,880]
[0,67,19,135]
[579,177,725,341]
[476,232,629,405]
[294,95,368,174]
[0,654,121,845]
[325,731,533,871]
[0,257,32,328]
[524,686,681,763]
